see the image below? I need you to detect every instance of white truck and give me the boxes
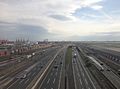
[73,53,77,58]
[27,55,32,59]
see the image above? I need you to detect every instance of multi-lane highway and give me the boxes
[37,50,65,89]
[1,46,62,89]
[72,47,98,89]
[1,43,120,89]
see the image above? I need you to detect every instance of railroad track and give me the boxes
[81,47,120,78]
[96,55,120,77]
[0,61,34,87]
[77,46,117,89]
[89,64,117,89]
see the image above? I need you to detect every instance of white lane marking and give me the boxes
[0,75,5,80]
[88,87,90,89]
[51,88,53,89]
[32,72,36,76]
[51,72,53,76]
[31,48,64,89]
[19,79,24,84]
[76,67,79,73]
[52,68,54,71]
[72,58,77,89]
[7,79,20,89]
[28,72,31,76]
[53,78,56,84]
[37,68,40,70]
[25,79,29,84]
[77,73,80,77]
[79,78,82,85]
[55,72,57,76]
[82,72,84,77]
[77,48,96,89]
[47,79,50,84]
[85,78,88,85]
[58,59,64,89]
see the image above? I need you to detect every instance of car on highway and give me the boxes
[27,55,32,59]
[100,67,104,71]
[54,65,58,68]
[32,52,35,56]
[16,71,27,79]
[100,63,103,65]
[18,60,21,62]
[73,53,77,58]
[72,59,76,63]
[60,62,62,64]
[16,73,27,79]
[106,68,111,71]
[20,74,27,79]
[43,50,46,52]
[41,65,43,68]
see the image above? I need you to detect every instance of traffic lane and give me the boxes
[72,58,82,89]
[3,47,59,89]
[58,48,67,89]
[54,57,63,89]
[6,63,42,89]
[48,64,62,89]
[0,60,16,68]
[73,49,94,89]
[76,57,90,89]
[1,60,36,88]
[72,50,84,89]
[1,46,59,69]
[17,67,42,89]
[42,67,60,89]
[39,56,63,89]
[1,47,57,79]
[76,50,96,89]
[30,52,62,89]
[6,52,56,89]
[1,48,43,69]
[15,53,55,89]
[0,55,27,69]
[30,47,65,89]
[39,65,59,89]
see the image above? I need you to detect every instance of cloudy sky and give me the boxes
[0,0,120,41]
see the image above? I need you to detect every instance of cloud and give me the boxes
[0,0,120,41]
[80,0,103,6]
[68,31,120,41]
[49,14,71,21]
[0,21,55,40]
[0,0,103,22]
[91,5,103,10]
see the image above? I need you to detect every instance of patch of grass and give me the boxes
[65,46,72,66]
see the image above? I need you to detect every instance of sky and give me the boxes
[0,0,120,41]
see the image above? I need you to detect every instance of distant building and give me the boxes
[0,47,10,57]
[44,39,48,44]
[0,40,7,45]
[6,41,14,46]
